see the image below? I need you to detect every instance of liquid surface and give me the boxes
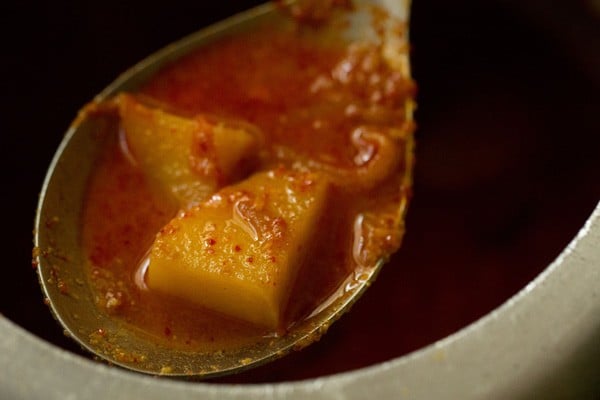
[81,22,414,355]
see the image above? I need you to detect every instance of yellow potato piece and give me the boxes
[146,169,331,329]
[117,93,260,207]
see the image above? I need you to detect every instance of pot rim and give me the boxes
[3,202,599,399]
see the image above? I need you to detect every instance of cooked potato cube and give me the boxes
[117,94,260,206]
[146,169,331,328]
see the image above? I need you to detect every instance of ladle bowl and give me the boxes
[33,0,413,377]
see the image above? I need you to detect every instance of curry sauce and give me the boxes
[82,20,414,355]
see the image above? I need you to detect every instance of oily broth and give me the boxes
[83,134,271,351]
[81,24,413,354]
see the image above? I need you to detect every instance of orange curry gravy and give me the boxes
[82,23,414,360]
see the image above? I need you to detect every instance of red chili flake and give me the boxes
[57,279,68,294]
[164,327,172,336]
[234,245,242,252]
[206,238,217,246]
[160,224,178,235]
[246,256,254,263]
[198,140,209,153]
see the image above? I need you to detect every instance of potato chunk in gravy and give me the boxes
[82,20,414,353]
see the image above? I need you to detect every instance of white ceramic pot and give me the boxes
[1,203,598,398]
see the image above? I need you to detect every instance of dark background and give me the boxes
[1,0,599,388]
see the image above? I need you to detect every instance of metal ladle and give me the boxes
[34,0,413,378]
